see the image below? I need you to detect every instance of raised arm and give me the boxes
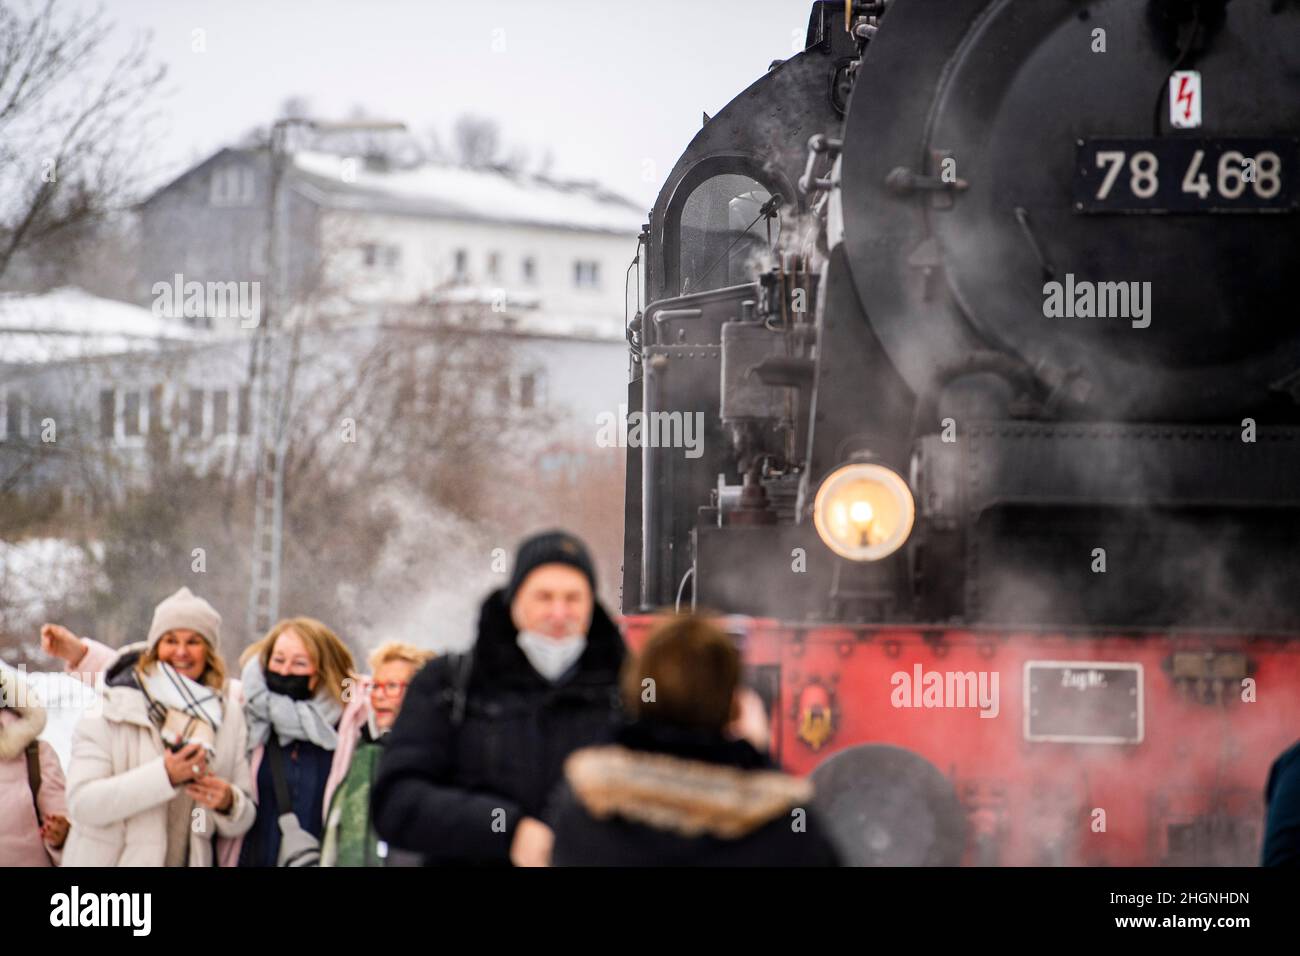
[41,624,116,685]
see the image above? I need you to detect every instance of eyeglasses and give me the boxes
[370,681,409,698]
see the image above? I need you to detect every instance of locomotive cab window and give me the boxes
[678,174,779,295]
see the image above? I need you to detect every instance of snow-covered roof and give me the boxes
[0,287,210,366]
[291,151,645,235]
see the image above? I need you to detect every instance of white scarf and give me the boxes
[138,662,224,730]
[517,631,588,682]
[240,657,341,754]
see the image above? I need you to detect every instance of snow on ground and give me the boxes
[0,287,209,365]
[293,151,645,234]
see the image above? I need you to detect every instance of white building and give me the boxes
[126,144,642,454]
[289,151,642,340]
[137,147,645,342]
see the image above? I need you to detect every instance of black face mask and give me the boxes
[265,670,313,701]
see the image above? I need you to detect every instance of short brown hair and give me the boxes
[620,614,740,731]
[240,617,356,705]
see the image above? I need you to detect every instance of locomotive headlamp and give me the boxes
[813,463,915,561]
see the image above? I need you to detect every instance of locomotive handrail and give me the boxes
[799,134,843,195]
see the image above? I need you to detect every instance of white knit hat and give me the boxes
[147,587,222,651]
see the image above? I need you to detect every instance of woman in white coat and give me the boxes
[61,588,255,866]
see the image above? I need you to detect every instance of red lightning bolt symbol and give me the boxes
[1176,76,1195,121]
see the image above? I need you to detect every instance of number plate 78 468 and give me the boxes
[1073,137,1297,213]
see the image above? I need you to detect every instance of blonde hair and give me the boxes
[367,641,436,674]
[240,617,356,705]
[137,634,226,690]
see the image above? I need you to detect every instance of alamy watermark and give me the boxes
[152,273,261,329]
[1,663,103,715]
[50,886,150,936]
[890,664,1000,718]
[1043,273,1150,329]
[595,402,704,459]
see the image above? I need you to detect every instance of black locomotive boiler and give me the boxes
[619,0,1300,866]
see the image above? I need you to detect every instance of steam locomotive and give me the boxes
[620,0,1300,864]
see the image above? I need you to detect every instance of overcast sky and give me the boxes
[78,0,816,210]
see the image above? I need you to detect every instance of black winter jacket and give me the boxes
[1263,738,1300,866]
[371,588,625,865]
[550,720,842,866]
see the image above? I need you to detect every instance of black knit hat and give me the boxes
[507,530,597,603]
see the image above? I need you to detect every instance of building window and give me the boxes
[678,173,777,295]
[522,256,536,284]
[360,243,400,270]
[573,260,600,289]
[95,388,153,442]
[238,386,252,436]
[187,389,205,438]
[99,390,115,440]
[487,251,501,280]
[122,391,143,437]
[454,249,469,282]
[149,386,164,434]
[212,390,229,436]
[518,373,537,410]
[210,165,256,207]
[3,392,24,440]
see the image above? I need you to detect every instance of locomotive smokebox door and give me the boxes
[811,744,967,867]
[839,0,1300,421]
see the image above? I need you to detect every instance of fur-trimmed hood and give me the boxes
[0,669,48,760]
[564,739,812,840]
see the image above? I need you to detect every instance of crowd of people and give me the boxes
[0,529,842,867]
[6,526,1299,867]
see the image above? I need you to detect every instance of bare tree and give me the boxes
[452,114,501,169]
[535,147,556,178]
[279,94,313,122]
[422,124,448,164]
[233,94,313,150]
[0,0,166,285]
[1,134,587,652]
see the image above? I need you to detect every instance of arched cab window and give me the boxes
[677,173,780,296]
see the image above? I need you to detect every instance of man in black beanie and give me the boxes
[372,530,625,866]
